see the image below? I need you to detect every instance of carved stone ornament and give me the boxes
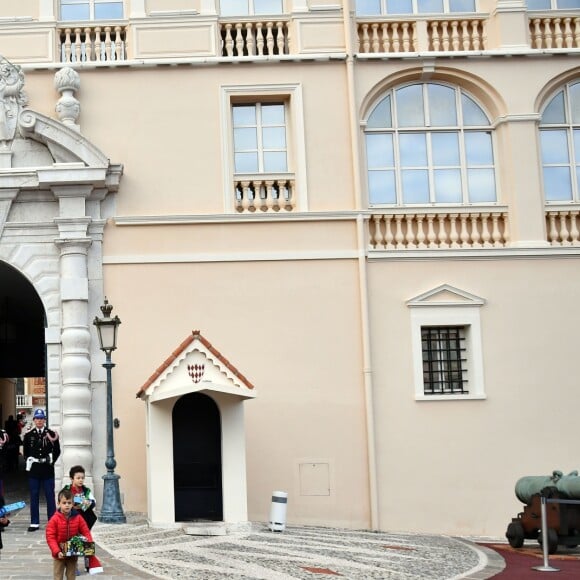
[0,57,27,147]
[55,67,81,128]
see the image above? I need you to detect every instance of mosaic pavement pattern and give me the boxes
[93,522,496,579]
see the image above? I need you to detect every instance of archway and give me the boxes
[172,392,223,521]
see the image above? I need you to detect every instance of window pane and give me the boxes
[428,84,457,126]
[356,0,382,14]
[543,167,572,201]
[465,132,493,165]
[234,127,257,150]
[432,133,460,165]
[569,83,580,125]
[262,127,286,148]
[559,0,580,9]
[467,168,496,202]
[434,169,462,202]
[221,0,249,16]
[527,0,550,8]
[541,130,570,164]
[542,91,566,124]
[94,3,124,19]
[263,151,287,172]
[61,5,90,20]
[461,94,489,126]
[387,0,413,13]
[366,134,394,168]
[254,0,284,13]
[417,0,444,12]
[401,170,429,203]
[233,105,256,126]
[400,133,427,166]
[261,104,285,125]
[368,171,396,204]
[449,0,475,10]
[574,129,580,164]
[367,96,392,128]
[396,85,425,127]
[235,152,258,173]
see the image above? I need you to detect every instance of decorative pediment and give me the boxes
[136,330,256,403]
[406,284,486,307]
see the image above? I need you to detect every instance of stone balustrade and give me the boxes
[428,19,486,51]
[529,15,580,49]
[369,208,509,250]
[234,176,295,212]
[220,20,290,57]
[59,25,127,63]
[357,21,417,53]
[546,208,580,245]
[356,18,486,54]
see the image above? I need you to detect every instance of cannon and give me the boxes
[506,470,580,554]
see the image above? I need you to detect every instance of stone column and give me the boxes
[54,186,95,489]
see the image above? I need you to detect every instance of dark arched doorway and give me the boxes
[172,392,223,521]
[0,261,46,492]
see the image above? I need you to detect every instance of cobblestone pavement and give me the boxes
[2,472,505,579]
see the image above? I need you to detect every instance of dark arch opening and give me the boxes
[172,392,223,522]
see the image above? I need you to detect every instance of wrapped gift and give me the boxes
[60,535,95,556]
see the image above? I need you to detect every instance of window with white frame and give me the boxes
[422,326,467,394]
[408,285,486,401]
[232,103,288,174]
[365,82,497,206]
[222,84,307,212]
[539,80,580,202]
[220,0,284,16]
[60,0,124,20]
[527,0,580,10]
[356,0,476,16]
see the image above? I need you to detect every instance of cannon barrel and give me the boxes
[515,470,580,504]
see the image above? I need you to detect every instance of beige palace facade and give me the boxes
[0,0,579,538]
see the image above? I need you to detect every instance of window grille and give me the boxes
[421,326,468,394]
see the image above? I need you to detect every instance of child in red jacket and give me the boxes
[45,488,103,579]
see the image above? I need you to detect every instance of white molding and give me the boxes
[408,288,487,401]
[103,249,358,264]
[220,83,308,213]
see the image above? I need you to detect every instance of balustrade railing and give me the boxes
[428,19,486,51]
[529,15,580,49]
[59,25,127,62]
[16,394,33,407]
[234,175,295,212]
[356,17,486,53]
[546,208,580,245]
[220,19,290,57]
[369,208,509,250]
[357,21,417,53]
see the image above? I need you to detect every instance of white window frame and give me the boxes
[355,0,477,16]
[527,0,580,10]
[220,83,308,212]
[220,0,285,17]
[407,284,486,401]
[59,0,124,21]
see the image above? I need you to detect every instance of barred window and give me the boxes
[421,326,468,395]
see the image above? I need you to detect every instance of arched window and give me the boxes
[539,81,580,202]
[364,82,496,205]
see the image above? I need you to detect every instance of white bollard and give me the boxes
[268,491,288,532]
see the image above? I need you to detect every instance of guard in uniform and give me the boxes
[23,408,60,532]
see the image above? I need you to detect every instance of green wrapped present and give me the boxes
[60,535,95,556]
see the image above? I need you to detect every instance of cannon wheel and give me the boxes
[538,528,559,554]
[506,522,525,548]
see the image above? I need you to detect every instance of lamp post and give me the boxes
[93,297,126,524]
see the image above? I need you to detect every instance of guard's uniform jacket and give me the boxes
[23,427,60,479]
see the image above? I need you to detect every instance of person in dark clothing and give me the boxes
[0,492,10,554]
[23,408,60,532]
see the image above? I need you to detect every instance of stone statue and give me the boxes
[0,57,27,148]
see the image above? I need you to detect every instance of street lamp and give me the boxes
[93,297,126,524]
